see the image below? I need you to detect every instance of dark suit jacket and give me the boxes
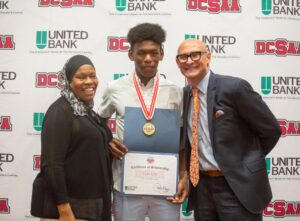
[183,72,281,214]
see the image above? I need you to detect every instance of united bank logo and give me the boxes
[116,0,126,11]
[33,155,41,170]
[36,30,88,49]
[33,113,45,132]
[264,200,300,217]
[181,199,193,218]
[261,76,271,95]
[0,1,8,10]
[0,198,10,214]
[262,0,272,15]
[115,0,166,12]
[107,36,129,52]
[36,31,47,49]
[255,39,300,56]
[0,1,23,14]
[266,157,300,179]
[186,0,241,13]
[114,73,128,80]
[0,35,15,50]
[0,71,17,90]
[261,76,300,98]
[266,157,271,175]
[39,0,94,7]
[0,153,14,173]
[0,116,12,131]
[261,0,300,16]
[185,34,239,58]
[36,72,61,88]
[278,119,300,137]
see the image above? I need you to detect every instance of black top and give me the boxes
[35,96,113,220]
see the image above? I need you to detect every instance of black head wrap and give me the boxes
[65,54,94,83]
[59,55,95,116]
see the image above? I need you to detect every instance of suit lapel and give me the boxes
[183,86,191,148]
[207,72,217,146]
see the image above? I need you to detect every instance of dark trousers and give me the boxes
[193,175,262,221]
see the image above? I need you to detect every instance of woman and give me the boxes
[31,55,113,221]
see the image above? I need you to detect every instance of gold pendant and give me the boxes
[143,122,155,136]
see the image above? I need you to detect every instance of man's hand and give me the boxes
[58,203,76,221]
[166,173,188,204]
[108,138,128,160]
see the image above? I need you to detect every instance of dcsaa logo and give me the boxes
[0,35,15,50]
[36,72,61,88]
[0,116,12,131]
[107,37,129,52]
[33,155,41,170]
[108,119,116,133]
[0,198,10,214]
[255,39,300,56]
[39,0,94,7]
[186,0,241,13]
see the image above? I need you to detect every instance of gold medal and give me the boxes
[133,73,159,137]
[143,122,155,136]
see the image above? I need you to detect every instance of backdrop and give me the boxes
[1,0,300,220]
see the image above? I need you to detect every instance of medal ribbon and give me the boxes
[133,73,159,120]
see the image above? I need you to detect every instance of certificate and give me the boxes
[122,152,178,196]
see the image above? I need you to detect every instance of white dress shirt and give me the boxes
[187,71,220,171]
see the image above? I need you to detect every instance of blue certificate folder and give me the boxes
[123,107,181,153]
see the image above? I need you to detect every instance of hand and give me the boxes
[57,203,76,221]
[166,174,188,204]
[59,214,75,221]
[108,138,128,160]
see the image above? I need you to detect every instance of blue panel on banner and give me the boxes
[123,107,180,153]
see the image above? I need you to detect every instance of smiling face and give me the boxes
[70,64,98,104]
[129,40,164,85]
[176,39,211,86]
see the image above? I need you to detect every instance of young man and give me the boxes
[98,23,188,221]
[176,38,281,221]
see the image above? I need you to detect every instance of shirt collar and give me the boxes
[135,73,156,89]
[196,70,210,95]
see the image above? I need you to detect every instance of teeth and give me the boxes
[85,88,94,92]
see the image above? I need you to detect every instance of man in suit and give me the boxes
[176,38,281,220]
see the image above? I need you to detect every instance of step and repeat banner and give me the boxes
[1,0,300,220]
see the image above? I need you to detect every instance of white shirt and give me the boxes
[187,71,220,170]
[98,74,183,191]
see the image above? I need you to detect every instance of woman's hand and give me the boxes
[108,138,128,160]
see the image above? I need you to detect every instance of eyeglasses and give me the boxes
[176,51,207,64]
